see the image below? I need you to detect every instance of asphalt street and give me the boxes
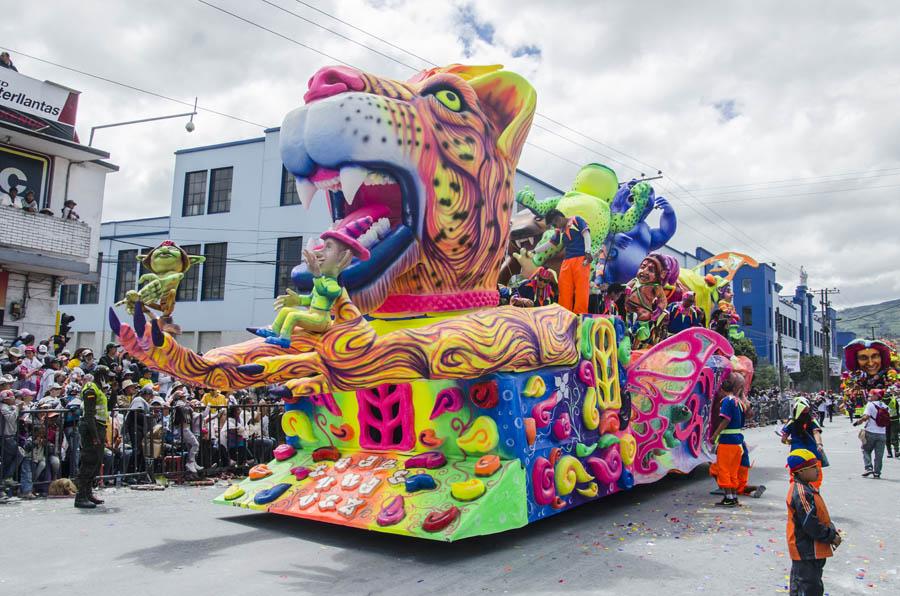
[2,419,898,595]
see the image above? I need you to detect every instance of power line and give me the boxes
[702,182,900,205]
[205,2,744,255]
[683,166,900,193]
[197,0,355,68]
[0,46,267,129]
[290,0,436,67]
[686,170,900,196]
[838,302,900,323]
[259,0,419,70]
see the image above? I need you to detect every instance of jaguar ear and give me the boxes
[468,70,536,163]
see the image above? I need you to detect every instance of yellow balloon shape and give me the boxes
[451,478,486,501]
[456,416,499,453]
[620,433,637,466]
[555,455,594,496]
[582,386,600,430]
[281,410,317,443]
[523,375,546,398]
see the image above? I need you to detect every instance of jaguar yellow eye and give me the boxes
[435,89,463,112]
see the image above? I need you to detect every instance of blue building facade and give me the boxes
[668,247,841,368]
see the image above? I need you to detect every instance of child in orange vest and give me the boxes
[786,449,841,596]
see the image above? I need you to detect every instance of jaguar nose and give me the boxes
[304,65,366,103]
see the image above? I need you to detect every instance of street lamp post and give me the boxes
[88,98,198,146]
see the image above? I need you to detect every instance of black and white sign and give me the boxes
[0,144,51,206]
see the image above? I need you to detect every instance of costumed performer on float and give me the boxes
[666,291,706,335]
[624,253,669,347]
[534,209,595,314]
[255,217,373,347]
[511,266,557,308]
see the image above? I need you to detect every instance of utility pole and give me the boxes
[818,288,840,392]
[776,306,784,396]
[871,325,877,340]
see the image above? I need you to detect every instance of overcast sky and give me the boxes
[4,0,899,308]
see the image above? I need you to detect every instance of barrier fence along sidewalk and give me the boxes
[2,398,798,498]
[0,404,285,497]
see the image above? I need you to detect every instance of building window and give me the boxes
[281,166,300,206]
[114,249,138,302]
[741,278,752,293]
[742,306,753,326]
[201,242,227,301]
[207,167,233,214]
[182,170,208,217]
[59,285,79,305]
[275,237,303,297]
[176,244,202,302]
[80,284,99,305]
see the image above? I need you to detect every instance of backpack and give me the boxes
[874,403,890,428]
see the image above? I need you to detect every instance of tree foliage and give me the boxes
[729,335,758,366]
[751,364,778,390]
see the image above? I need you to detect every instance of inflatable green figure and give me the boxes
[117,240,205,322]
[516,163,652,273]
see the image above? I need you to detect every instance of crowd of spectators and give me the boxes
[1,186,80,220]
[746,388,841,427]
[1,334,285,503]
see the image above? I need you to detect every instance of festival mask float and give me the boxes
[109,63,752,541]
[842,339,899,415]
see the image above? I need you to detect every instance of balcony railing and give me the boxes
[0,205,91,260]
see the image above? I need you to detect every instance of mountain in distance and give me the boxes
[837,298,900,341]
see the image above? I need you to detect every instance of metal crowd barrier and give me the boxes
[1,403,286,497]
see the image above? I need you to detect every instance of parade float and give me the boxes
[841,339,899,415]
[110,63,755,541]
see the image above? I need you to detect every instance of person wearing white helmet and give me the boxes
[781,396,826,489]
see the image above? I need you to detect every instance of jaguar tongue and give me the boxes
[309,167,340,183]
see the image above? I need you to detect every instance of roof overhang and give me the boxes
[0,248,98,283]
[0,120,116,167]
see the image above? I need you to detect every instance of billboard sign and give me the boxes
[0,144,52,207]
[781,347,801,373]
[0,69,79,140]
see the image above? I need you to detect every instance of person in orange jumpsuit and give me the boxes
[535,209,593,314]
[710,371,747,507]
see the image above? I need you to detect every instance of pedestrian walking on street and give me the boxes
[815,393,826,427]
[786,449,841,596]
[853,389,889,478]
[885,388,899,458]
[75,366,113,509]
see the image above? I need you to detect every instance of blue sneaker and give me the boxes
[265,336,292,348]
[249,327,277,338]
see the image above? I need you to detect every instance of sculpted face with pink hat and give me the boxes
[255,217,373,347]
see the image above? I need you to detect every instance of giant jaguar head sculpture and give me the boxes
[281,64,536,315]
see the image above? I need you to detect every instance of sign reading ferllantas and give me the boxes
[0,69,80,140]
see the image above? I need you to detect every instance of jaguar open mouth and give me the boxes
[290,162,420,308]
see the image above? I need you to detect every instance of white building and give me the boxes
[58,129,564,353]
[0,69,116,343]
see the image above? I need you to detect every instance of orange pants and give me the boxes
[715,443,742,490]
[558,256,591,314]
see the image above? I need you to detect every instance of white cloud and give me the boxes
[4,0,898,307]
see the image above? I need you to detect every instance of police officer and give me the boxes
[75,365,112,509]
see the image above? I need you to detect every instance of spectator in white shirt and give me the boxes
[21,190,38,213]
[854,389,889,478]
[1,187,22,208]
[61,199,80,220]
